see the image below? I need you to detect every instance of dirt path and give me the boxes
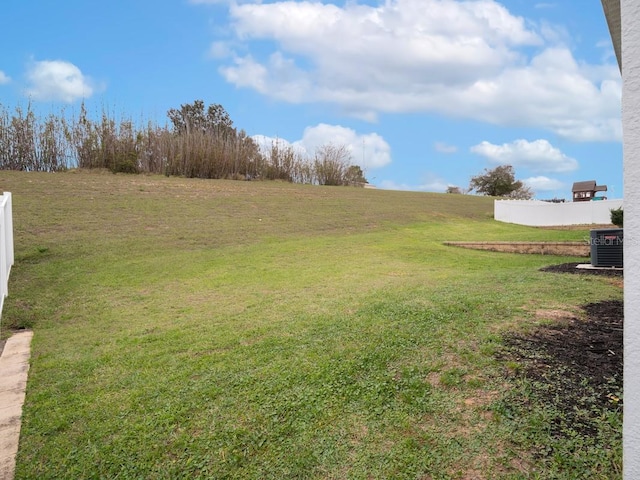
[0,331,33,480]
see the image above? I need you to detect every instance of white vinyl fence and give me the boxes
[494,198,623,226]
[0,192,14,318]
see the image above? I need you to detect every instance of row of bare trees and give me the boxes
[0,101,367,186]
[0,105,70,172]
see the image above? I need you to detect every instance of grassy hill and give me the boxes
[0,171,621,479]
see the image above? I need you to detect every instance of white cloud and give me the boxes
[25,60,97,103]
[0,71,10,85]
[523,176,565,191]
[252,135,308,158]
[470,139,579,173]
[253,124,392,170]
[220,55,269,94]
[434,142,458,154]
[211,0,620,141]
[295,124,391,169]
[209,41,234,59]
[225,0,539,93]
[453,48,621,142]
[221,52,311,102]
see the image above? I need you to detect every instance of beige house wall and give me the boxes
[602,0,640,476]
[621,2,640,477]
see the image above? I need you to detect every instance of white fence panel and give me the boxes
[0,192,14,317]
[494,198,623,226]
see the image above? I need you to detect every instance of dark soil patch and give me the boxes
[500,264,623,437]
[540,262,623,277]
[498,298,623,437]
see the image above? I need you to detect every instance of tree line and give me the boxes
[0,100,367,187]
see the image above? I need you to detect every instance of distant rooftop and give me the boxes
[572,180,607,202]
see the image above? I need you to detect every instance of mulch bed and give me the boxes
[497,263,623,437]
[540,262,623,277]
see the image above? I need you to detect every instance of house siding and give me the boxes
[621,1,640,477]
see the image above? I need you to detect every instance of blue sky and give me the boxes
[0,0,621,199]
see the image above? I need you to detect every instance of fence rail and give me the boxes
[494,198,623,226]
[0,192,14,319]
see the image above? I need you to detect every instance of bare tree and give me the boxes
[314,144,352,186]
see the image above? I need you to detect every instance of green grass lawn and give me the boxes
[1,171,621,479]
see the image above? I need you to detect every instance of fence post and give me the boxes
[0,197,6,328]
[4,192,13,276]
[0,192,13,333]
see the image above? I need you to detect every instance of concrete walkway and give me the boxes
[0,331,33,480]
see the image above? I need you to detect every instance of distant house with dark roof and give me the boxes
[572,180,608,202]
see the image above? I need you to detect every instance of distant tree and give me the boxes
[206,103,233,131]
[505,184,534,200]
[469,165,533,199]
[446,186,463,194]
[167,100,233,135]
[345,165,368,186]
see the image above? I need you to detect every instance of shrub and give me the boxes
[610,207,623,227]
[112,151,139,174]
